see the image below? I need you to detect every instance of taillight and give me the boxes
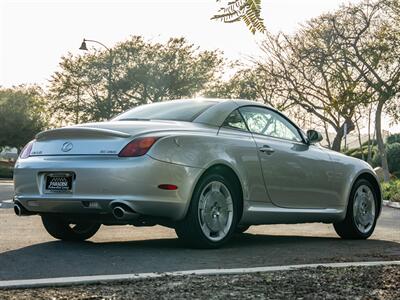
[118,137,160,157]
[19,140,35,159]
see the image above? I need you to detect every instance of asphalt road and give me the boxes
[0,188,399,282]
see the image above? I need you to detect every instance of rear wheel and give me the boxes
[334,179,378,239]
[175,173,240,248]
[41,215,100,241]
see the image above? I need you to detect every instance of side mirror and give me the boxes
[307,129,323,144]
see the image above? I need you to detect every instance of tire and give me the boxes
[41,215,101,241]
[235,225,250,234]
[175,172,240,248]
[334,179,378,239]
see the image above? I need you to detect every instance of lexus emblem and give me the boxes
[61,142,73,152]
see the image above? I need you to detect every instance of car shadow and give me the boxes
[0,233,399,281]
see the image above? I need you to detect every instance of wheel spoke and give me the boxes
[211,182,222,192]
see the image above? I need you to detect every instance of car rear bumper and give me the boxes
[13,155,203,220]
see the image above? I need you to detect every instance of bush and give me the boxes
[387,133,400,145]
[0,166,13,178]
[346,137,400,175]
[361,139,377,147]
[349,149,368,160]
[386,143,400,175]
[382,179,400,202]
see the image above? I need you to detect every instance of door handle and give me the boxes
[259,145,275,155]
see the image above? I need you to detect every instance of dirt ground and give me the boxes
[1,265,399,300]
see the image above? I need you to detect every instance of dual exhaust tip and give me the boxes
[14,201,138,220]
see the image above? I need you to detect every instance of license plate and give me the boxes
[45,174,73,192]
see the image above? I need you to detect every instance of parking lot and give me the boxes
[0,180,398,282]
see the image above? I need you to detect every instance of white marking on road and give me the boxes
[0,260,399,289]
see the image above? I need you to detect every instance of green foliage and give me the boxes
[0,161,13,179]
[0,167,13,178]
[387,133,400,144]
[49,37,224,124]
[346,140,400,175]
[371,142,400,173]
[381,179,400,202]
[361,139,377,147]
[345,145,380,163]
[212,0,265,34]
[0,86,47,151]
[205,66,293,111]
[387,142,400,174]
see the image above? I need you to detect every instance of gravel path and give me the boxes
[1,265,399,299]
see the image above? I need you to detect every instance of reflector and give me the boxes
[158,184,178,190]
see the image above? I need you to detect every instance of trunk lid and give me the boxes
[31,120,202,156]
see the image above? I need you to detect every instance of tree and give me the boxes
[0,86,48,152]
[49,37,224,124]
[327,0,400,181]
[258,22,372,151]
[212,0,265,34]
[205,66,293,111]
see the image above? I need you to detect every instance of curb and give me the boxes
[0,179,14,185]
[0,260,399,289]
[383,200,400,209]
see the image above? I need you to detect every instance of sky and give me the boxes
[0,0,360,87]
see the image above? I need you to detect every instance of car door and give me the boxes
[218,109,272,204]
[239,106,337,209]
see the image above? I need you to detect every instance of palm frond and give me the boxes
[212,0,265,34]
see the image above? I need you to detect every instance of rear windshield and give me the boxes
[113,100,216,122]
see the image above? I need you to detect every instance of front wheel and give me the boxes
[175,173,240,248]
[41,215,100,241]
[334,179,378,239]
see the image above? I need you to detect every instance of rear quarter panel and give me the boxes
[147,128,270,204]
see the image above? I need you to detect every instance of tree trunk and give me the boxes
[331,118,355,152]
[323,120,331,149]
[367,105,372,163]
[375,100,390,181]
[355,118,364,160]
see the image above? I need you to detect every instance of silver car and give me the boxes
[13,99,381,248]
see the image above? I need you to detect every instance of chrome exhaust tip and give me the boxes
[13,202,35,216]
[14,203,22,216]
[113,206,125,219]
[112,205,138,220]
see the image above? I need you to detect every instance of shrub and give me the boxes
[0,166,13,178]
[387,143,400,175]
[361,139,377,147]
[381,179,400,202]
[387,133,400,145]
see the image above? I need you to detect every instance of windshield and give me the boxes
[113,100,217,122]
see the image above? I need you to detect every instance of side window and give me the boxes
[222,109,248,131]
[239,106,302,142]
